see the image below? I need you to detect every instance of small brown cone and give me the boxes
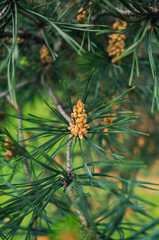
[4,138,17,160]
[124,208,133,217]
[107,19,127,65]
[68,100,89,139]
[77,7,86,23]
[37,237,51,240]
[40,44,51,64]
[100,117,113,134]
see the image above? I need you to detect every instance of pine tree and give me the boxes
[0,1,159,239]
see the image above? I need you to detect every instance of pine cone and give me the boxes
[4,138,17,160]
[68,100,89,139]
[40,44,51,64]
[107,19,127,65]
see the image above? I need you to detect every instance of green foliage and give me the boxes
[0,0,159,239]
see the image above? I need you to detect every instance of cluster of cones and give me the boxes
[40,44,51,64]
[107,19,127,64]
[4,138,17,160]
[77,7,86,23]
[68,100,89,139]
[101,117,113,134]
[77,1,92,23]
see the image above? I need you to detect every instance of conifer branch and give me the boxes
[92,5,159,21]
[66,139,88,228]
[33,219,38,240]
[17,106,31,182]
[115,8,140,16]
[43,82,71,122]
[92,9,136,22]
[66,138,73,175]
[42,82,88,228]
[68,188,88,228]
[0,30,42,42]
[6,95,31,181]
[43,82,87,227]
[0,4,9,18]
[43,82,88,227]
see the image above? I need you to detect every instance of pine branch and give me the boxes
[92,5,159,21]
[17,106,31,182]
[92,9,136,22]
[42,81,88,228]
[6,95,31,181]
[0,4,9,18]
[33,219,38,240]
[65,138,88,228]
[0,30,42,42]
[114,8,140,16]
[43,82,71,122]
[68,188,88,228]
[66,138,72,175]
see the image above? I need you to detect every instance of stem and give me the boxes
[68,188,88,228]
[42,82,71,122]
[0,4,9,18]
[33,218,38,240]
[6,95,31,181]
[92,5,159,22]
[0,30,42,42]
[43,81,88,228]
[92,9,137,22]
[66,138,88,228]
[66,138,73,175]
[42,78,88,228]
[17,106,31,182]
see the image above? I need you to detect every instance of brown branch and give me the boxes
[0,30,42,42]
[68,188,88,228]
[112,6,159,16]
[17,106,31,182]
[92,5,159,22]
[115,8,140,16]
[66,139,88,227]
[92,9,140,23]
[66,137,88,228]
[7,97,37,238]
[6,95,31,182]
[33,218,38,240]
[43,82,71,122]
[66,138,73,175]
[0,4,9,18]
[42,81,88,228]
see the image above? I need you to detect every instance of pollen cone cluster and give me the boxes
[4,138,17,160]
[17,37,25,44]
[68,100,89,139]
[101,117,113,133]
[40,44,51,64]
[107,19,127,64]
[77,7,86,23]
